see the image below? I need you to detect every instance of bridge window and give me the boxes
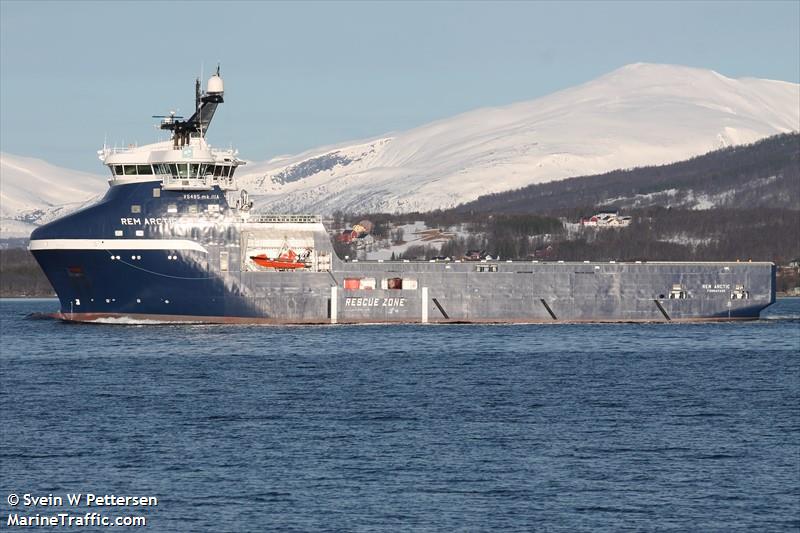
[113,165,123,175]
[170,163,190,178]
[151,161,235,184]
[123,165,137,175]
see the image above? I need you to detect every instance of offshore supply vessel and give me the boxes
[29,72,775,323]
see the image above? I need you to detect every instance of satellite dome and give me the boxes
[207,74,224,94]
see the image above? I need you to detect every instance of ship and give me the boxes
[29,71,776,324]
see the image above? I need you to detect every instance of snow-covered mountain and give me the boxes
[2,62,798,238]
[238,63,799,214]
[0,153,107,238]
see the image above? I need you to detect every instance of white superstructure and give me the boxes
[97,68,244,192]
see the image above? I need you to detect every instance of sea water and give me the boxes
[1,299,798,531]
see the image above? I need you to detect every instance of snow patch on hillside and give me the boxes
[601,174,784,211]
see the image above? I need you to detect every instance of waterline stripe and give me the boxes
[29,239,208,253]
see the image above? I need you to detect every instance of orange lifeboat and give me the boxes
[250,248,310,270]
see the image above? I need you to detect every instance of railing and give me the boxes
[100,143,239,159]
[161,174,236,191]
[244,214,321,224]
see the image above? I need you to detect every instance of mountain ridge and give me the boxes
[237,62,799,213]
[450,132,800,215]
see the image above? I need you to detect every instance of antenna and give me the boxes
[200,64,204,141]
[195,77,201,116]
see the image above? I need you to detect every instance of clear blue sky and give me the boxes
[1,0,798,172]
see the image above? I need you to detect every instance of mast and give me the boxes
[159,68,225,148]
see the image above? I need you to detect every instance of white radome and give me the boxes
[207,74,224,94]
